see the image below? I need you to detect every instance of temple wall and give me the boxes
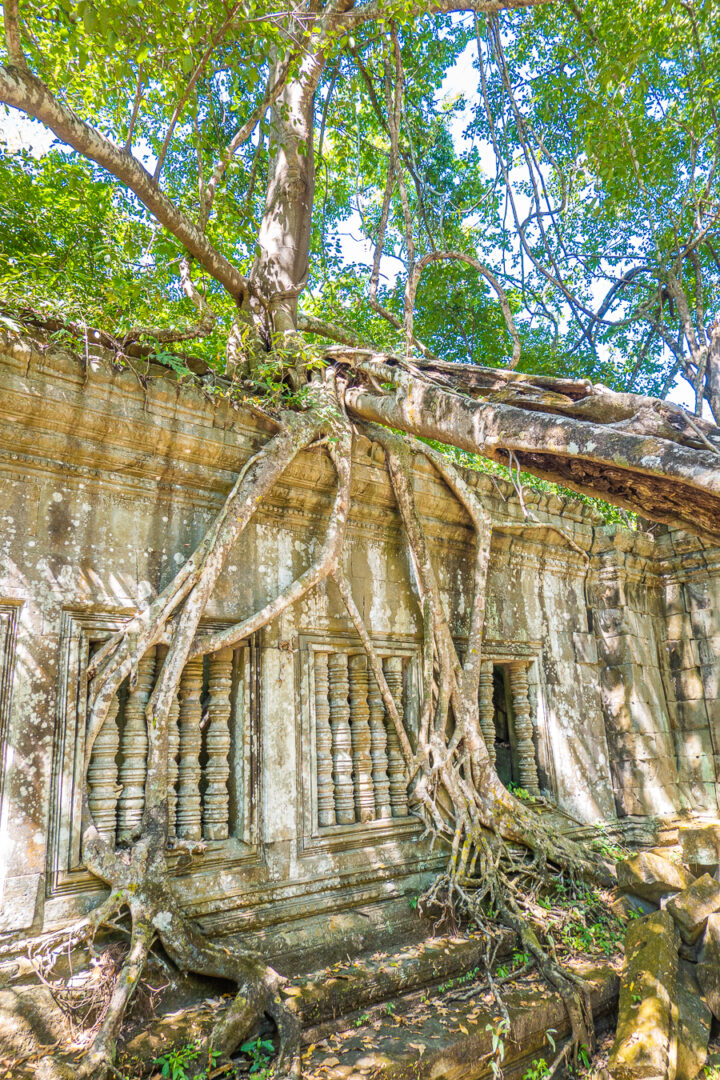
[0,335,718,943]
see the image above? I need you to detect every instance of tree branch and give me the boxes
[154,4,240,182]
[405,251,521,367]
[297,312,370,348]
[0,63,249,299]
[122,256,217,345]
[200,54,295,229]
[2,0,26,68]
[341,0,550,30]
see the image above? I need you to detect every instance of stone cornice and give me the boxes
[3,333,718,577]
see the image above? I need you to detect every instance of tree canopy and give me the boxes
[4,4,720,1077]
[2,0,718,415]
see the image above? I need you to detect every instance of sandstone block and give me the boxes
[667,874,720,945]
[610,892,657,919]
[672,669,705,702]
[697,912,720,1021]
[676,962,711,1080]
[674,699,710,732]
[679,825,720,875]
[608,909,679,1080]
[617,852,694,905]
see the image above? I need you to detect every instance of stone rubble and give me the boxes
[609,843,720,1080]
[616,852,695,906]
[666,874,720,945]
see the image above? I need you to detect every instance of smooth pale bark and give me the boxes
[344,374,720,543]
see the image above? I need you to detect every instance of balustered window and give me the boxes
[87,644,246,849]
[477,657,540,795]
[48,611,259,904]
[312,647,413,831]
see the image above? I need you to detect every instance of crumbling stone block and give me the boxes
[667,874,720,944]
[608,909,679,1080]
[610,891,657,920]
[697,912,720,1021]
[676,963,711,1080]
[616,851,694,905]
[679,825,720,876]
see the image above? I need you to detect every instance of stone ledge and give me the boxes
[301,962,619,1080]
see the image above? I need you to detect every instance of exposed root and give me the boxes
[76,919,154,1080]
[33,372,620,1077]
[347,422,609,1056]
[46,377,357,1077]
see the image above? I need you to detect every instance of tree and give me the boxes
[470,0,720,416]
[2,1,720,1076]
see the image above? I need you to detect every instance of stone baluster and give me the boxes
[478,660,497,768]
[117,648,156,841]
[167,689,180,839]
[176,656,204,840]
[328,652,355,824]
[508,662,540,795]
[87,693,121,845]
[383,656,409,817]
[367,669,392,819]
[314,652,335,827]
[203,648,233,841]
[348,654,376,823]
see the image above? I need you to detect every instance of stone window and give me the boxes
[48,611,260,902]
[297,634,421,855]
[478,656,541,796]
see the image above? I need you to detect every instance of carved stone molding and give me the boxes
[0,601,21,816]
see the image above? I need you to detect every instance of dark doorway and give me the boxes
[492,665,516,788]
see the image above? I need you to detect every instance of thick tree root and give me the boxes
[41,380,616,1077]
[56,378,355,1077]
[335,422,608,1058]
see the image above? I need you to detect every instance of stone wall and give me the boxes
[0,334,718,944]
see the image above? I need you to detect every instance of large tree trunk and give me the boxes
[251,48,322,336]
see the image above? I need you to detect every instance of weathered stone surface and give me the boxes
[616,852,694,905]
[679,824,720,874]
[611,891,657,919]
[676,963,711,1080]
[666,874,720,944]
[301,963,619,1080]
[696,912,720,1021]
[3,335,720,962]
[608,909,679,1080]
[0,985,71,1078]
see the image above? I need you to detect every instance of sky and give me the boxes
[0,57,701,413]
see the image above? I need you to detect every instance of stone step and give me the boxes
[301,962,619,1080]
[120,930,516,1063]
[284,930,516,1028]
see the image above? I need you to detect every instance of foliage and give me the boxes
[486,1016,511,1080]
[239,1036,276,1075]
[523,1058,550,1080]
[152,1041,221,1080]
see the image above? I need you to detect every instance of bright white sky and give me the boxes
[0,53,700,413]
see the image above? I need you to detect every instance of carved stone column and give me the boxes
[383,656,409,817]
[328,652,355,825]
[508,662,540,795]
[167,689,180,839]
[176,656,204,840]
[367,670,392,819]
[478,660,496,767]
[87,694,120,845]
[117,648,156,842]
[203,648,233,841]
[314,652,335,827]
[348,654,375,823]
